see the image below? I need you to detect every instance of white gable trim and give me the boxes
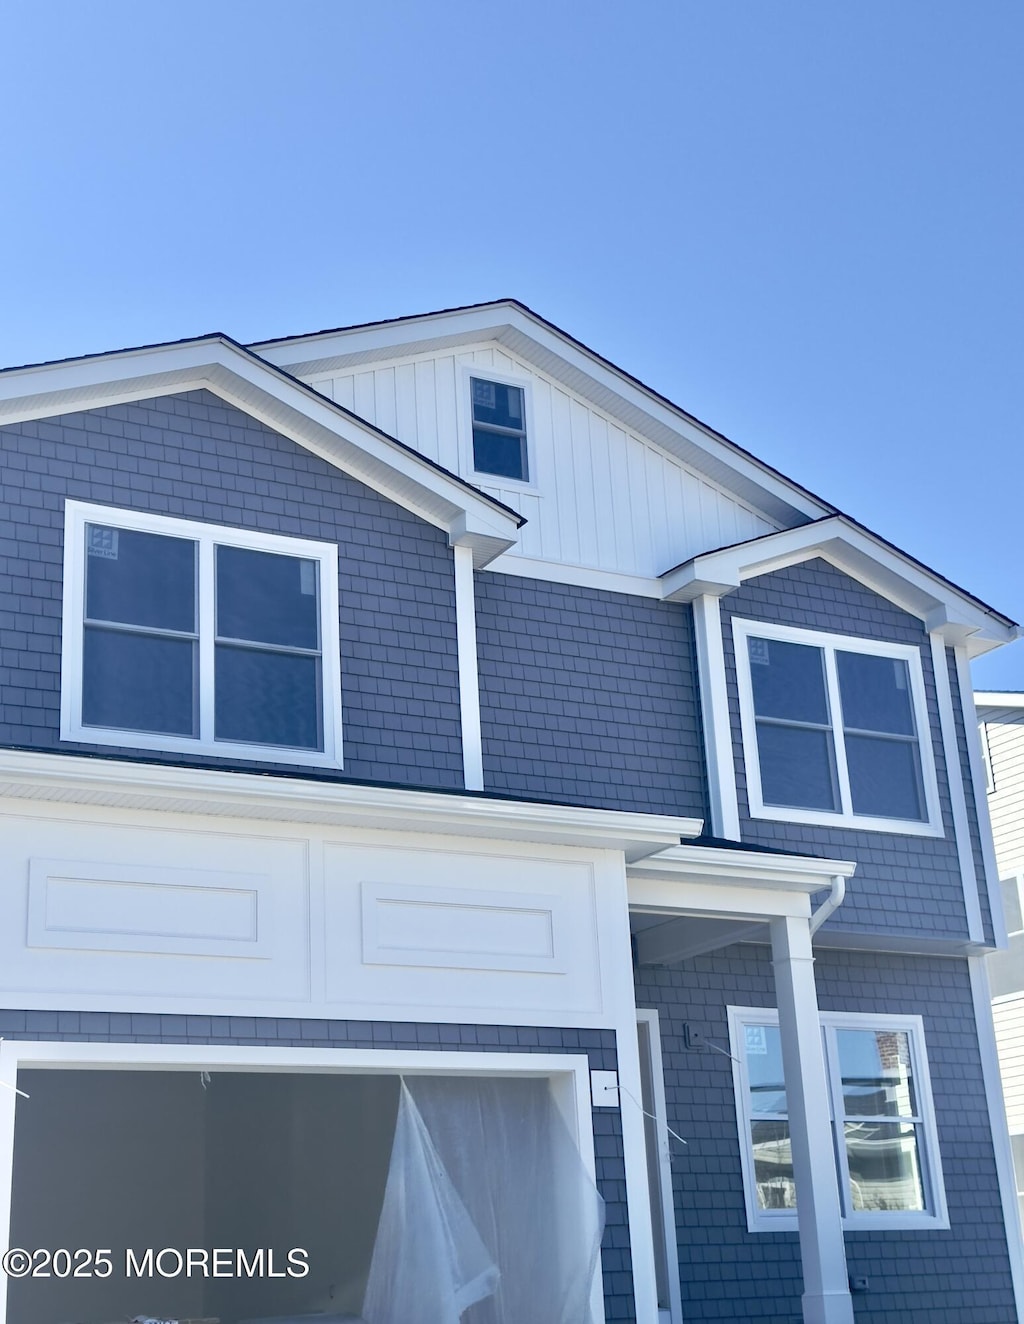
[254,302,830,527]
[659,516,1018,657]
[0,338,522,568]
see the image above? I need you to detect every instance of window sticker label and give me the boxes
[299,561,316,596]
[472,379,496,409]
[749,637,770,666]
[745,1025,768,1055]
[86,526,119,560]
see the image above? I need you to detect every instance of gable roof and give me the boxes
[251,298,834,528]
[659,515,1018,656]
[0,332,523,566]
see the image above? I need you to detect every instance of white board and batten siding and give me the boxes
[981,707,1024,882]
[306,343,778,581]
[0,802,621,1027]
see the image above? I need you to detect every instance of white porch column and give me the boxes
[770,915,854,1324]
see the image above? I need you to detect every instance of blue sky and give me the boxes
[2,1,1021,685]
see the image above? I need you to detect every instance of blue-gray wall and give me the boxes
[634,944,1016,1324]
[0,390,464,788]
[721,560,986,943]
[0,1010,636,1322]
[475,572,708,819]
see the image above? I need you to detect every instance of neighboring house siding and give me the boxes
[308,343,778,576]
[983,709,1024,881]
[0,1011,636,1322]
[721,559,971,940]
[0,390,464,788]
[634,944,1017,1324]
[994,999,1024,1134]
[475,571,708,817]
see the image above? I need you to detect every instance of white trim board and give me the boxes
[0,337,523,568]
[0,746,701,859]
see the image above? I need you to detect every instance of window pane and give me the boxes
[756,722,839,811]
[746,1025,787,1114]
[85,526,195,633]
[846,734,925,820]
[751,1121,796,1210]
[1002,878,1024,936]
[215,646,321,750]
[836,1029,917,1117]
[471,378,524,430]
[83,628,195,735]
[845,1122,925,1212]
[216,546,320,650]
[472,426,528,481]
[837,652,916,735]
[748,638,830,724]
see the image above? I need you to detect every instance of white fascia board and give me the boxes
[627,842,857,893]
[0,749,701,861]
[0,339,522,568]
[661,517,1018,656]
[256,303,828,527]
[976,692,1024,710]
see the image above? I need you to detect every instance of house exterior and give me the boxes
[975,692,1024,1233]
[0,299,1020,1324]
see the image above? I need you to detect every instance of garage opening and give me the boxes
[8,1068,603,1324]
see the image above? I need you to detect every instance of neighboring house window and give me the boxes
[470,376,529,482]
[61,501,343,767]
[728,1007,948,1232]
[1001,876,1024,937]
[733,619,942,836]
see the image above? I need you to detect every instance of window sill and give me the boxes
[749,802,945,839]
[59,722,344,771]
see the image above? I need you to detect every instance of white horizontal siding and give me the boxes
[308,343,778,579]
[994,997,1024,1133]
[982,712,1024,881]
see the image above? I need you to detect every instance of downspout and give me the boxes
[809,874,846,936]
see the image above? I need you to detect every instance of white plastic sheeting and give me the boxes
[362,1076,605,1324]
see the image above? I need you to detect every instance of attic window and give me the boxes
[470,377,529,482]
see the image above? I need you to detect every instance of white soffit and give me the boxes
[0,749,703,861]
[660,516,1019,657]
[253,302,831,528]
[0,338,522,568]
[976,692,1024,711]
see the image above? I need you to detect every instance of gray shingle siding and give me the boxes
[634,944,1016,1324]
[0,390,464,788]
[475,571,708,818]
[945,645,996,944]
[0,1012,635,1321]
[721,560,976,941]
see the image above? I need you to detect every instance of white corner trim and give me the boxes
[454,545,484,791]
[929,634,984,943]
[968,956,1024,1318]
[692,594,740,839]
[0,747,701,859]
[732,617,944,838]
[960,652,1010,947]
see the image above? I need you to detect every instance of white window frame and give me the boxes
[457,363,538,492]
[732,618,943,836]
[60,500,344,768]
[727,1006,949,1233]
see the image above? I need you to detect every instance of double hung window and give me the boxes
[728,1007,947,1231]
[733,619,941,835]
[61,502,342,767]
[469,376,529,483]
